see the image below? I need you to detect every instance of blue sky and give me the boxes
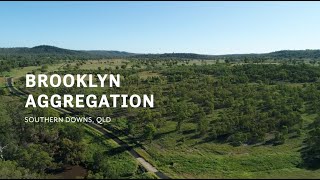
[0,2,320,55]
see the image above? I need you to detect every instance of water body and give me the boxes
[50,165,88,179]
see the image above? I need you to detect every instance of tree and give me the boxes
[121,65,127,69]
[0,160,41,178]
[92,151,104,170]
[6,101,29,144]
[0,88,7,95]
[59,124,84,143]
[16,144,53,173]
[228,132,248,146]
[196,109,208,136]
[197,117,209,137]
[40,65,48,72]
[143,123,156,143]
[58,138,86,165]
[87,171,105,179]
[302,127,320,168]
[174,101,190,131]
[273,132,285,145]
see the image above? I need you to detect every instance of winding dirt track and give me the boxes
[6,77,170,179]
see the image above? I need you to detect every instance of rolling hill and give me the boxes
[1,45,320,60]
[0,45,134,58]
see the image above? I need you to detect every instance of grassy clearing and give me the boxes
[0,77,5,87]
[301,113,317,125]
[137,71,162,79]
[187,59,217,65]
[79,59,130,70]
[134,119,320,179]
[1,63,65,80]
[6,66,39,78]
[144,140,319,179]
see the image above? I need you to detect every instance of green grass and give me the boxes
[0,77,5,88]
[186,60,217,66]
[137,71,162,79]
[302,113,317,125]
[82,125,141,178]
[134,120,320,179]
[79,59,130,70]
[1,63,65,80]
[83,125,159,179]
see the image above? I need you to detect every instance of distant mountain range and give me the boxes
[0,45,134,58]
[137,50,320,59]
[0,45,320,59]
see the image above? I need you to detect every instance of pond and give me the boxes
[50,165,88,179]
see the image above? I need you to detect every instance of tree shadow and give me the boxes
[153,130,176,140]
[105,143,142,158]
[191,133,229,147]
[182,129,196,135]
[297,139,320,170]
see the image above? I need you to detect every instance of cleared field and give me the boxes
[1,63,66,79]
[138,71,162,79]
[79,59,131,70]
[184,59,217,65]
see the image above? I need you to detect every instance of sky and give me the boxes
[0,1,320,55]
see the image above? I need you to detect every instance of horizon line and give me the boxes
[1,45,319,56]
